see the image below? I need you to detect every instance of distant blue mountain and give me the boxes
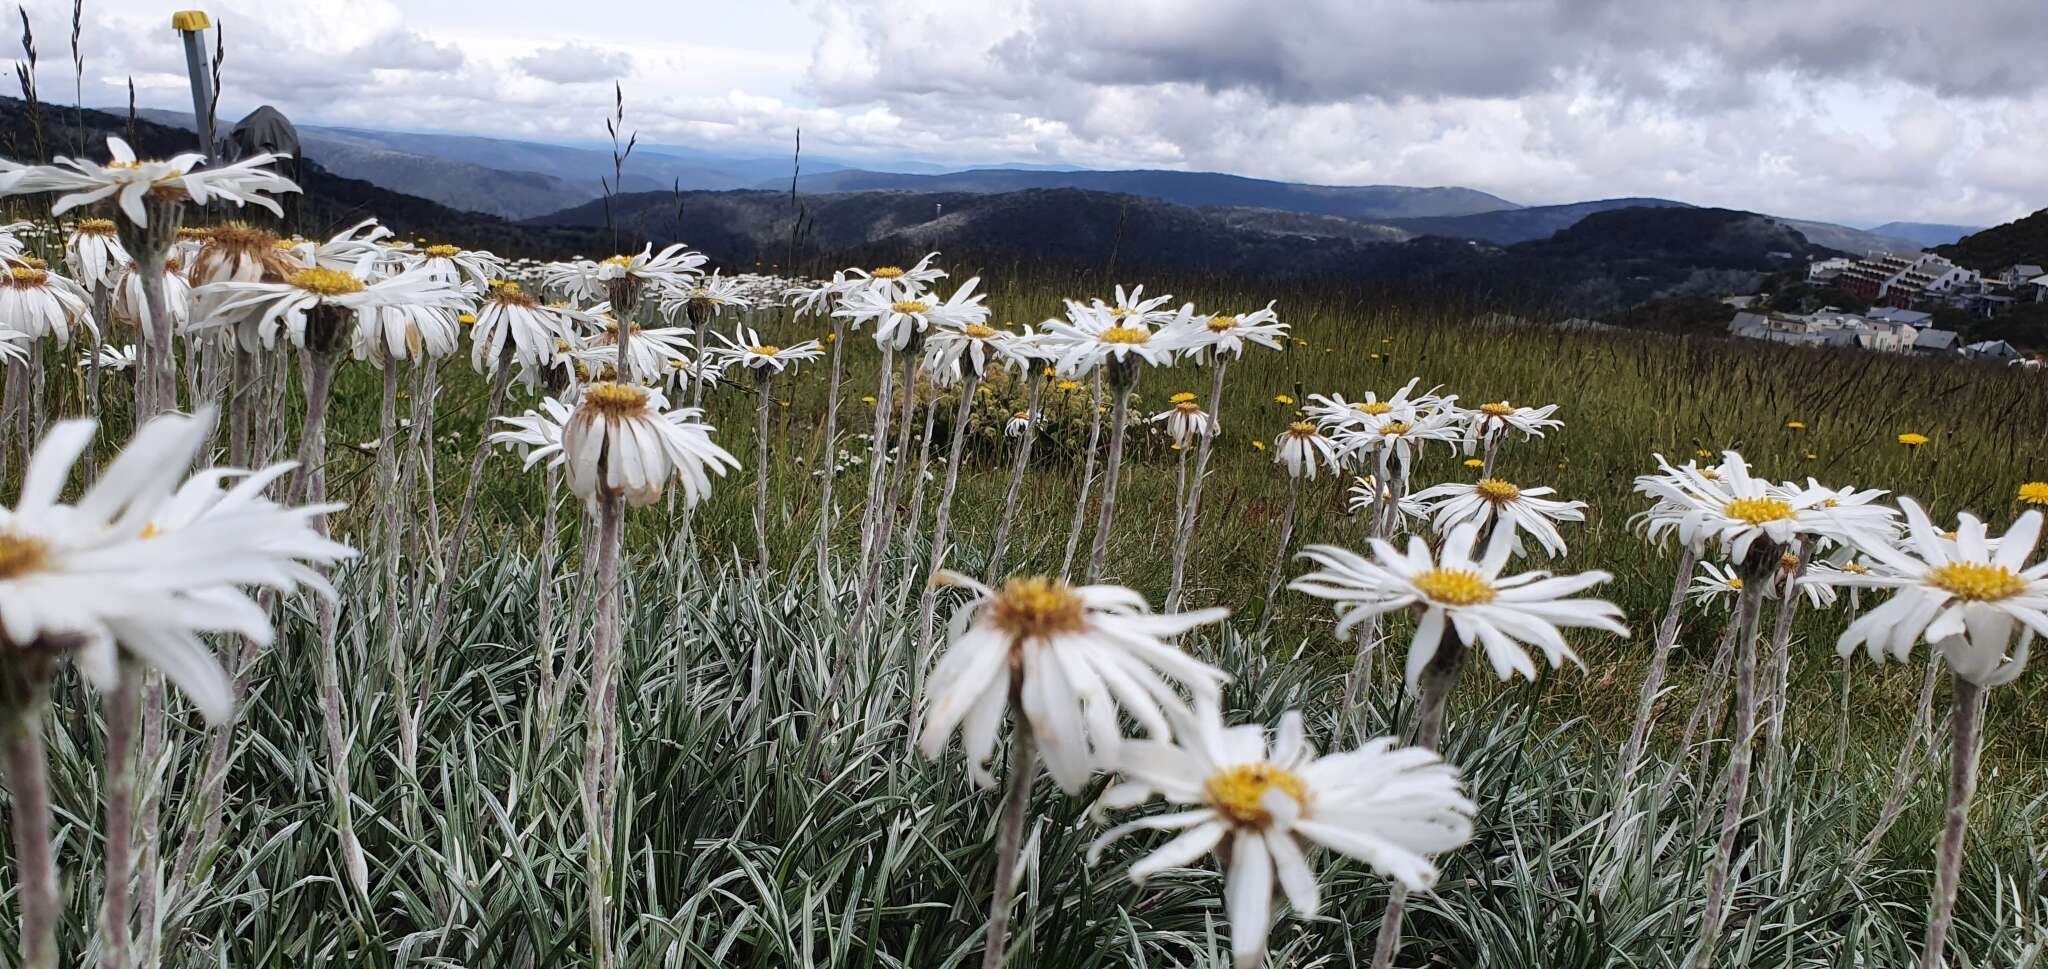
[1868,221,1983,248]
[771,168,1520,221]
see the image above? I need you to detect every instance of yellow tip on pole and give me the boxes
[170,10,211,31]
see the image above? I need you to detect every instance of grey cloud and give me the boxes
[517,42,632,84]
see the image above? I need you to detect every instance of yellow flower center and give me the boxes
[1175,401,1203,416]
[602,255,633,268]
[1380,421,1413,436]
[1205,762,1309,826]
[493,288,538,308]
[457,313,476,326]
[1841,562,1868,575]
[1729,577,1745,590]
[1206,315,1239,332]
[76,217,117,236]
[177,226,212,240]
[1287,421,1317,436]
[750,345,781,356]
[1412,568,1496,606]
[988,576,1086,639]
[0,531,51,580]
[423,244,461,258]
[1479,402,1514,417]
[1780,553,1802,569]
[1475,478,1520,503]
[288,267,366,297]
[871,266,904,279]
[6,267,49,287]
[582,382,650,418]
[891,300,930,314]
[1100,325,1150,345]
[964,323,998,339]
[1927,562,2026,602]
[2018,482,2048,506]
[17,255,46,269]
[1723,497,1795,525]
[1355,401,1393,415]
[1700,469,1721,481]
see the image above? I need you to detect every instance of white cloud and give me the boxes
[12,0,2044,227]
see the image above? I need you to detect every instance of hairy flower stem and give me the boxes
[985,372,1044,582]
[753,369,776,572]
[536,465,563,729]
[854,344,898,611]
[422,346,517,680]
[915,373,980,659]
[1165,359,1228,611]
[856,348,924,632]
[1085,366,1138,583]
[1,664,58,969]
[1918,677,1984,969]
[981,707,1039,969]
[378,363,423,832]
[1831,653,1855,778]
[1255,473,1303,640]
[1059,371,1105,582]
[1608,546,1699,847]
[1690,545,1774,969]
[1371,631,1466,969]
[582,493,626,969]
[101,666,141,968]
[814,318,849,607]
[1758,538,1815,798]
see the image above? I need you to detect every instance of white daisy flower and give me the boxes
[588,243,707,306]
[1090,703,1475,969]
[1039,298,1185,376]
[0,410,351,723]
[1331,408,1464,487]
[1091,284,1180,328]
[845,252,945,299]
[411,243,505,293]
[1461,400,1562,455]
[286,218,401,279]
[1634,451,1867,561]
[1290,524,1628,688]
[0,261,96,345]
[63,218,130,290]
[79,343,135,372]
[1305,379,1453,431]
[0,136,297,228]
[192,264,468,353]
[470,282,581,384]
[353,302,462,364]
[538,258,605,302]
[1005,410,1037,439]
[114,260,192,335]
[1831,499,2047,686]
[922,320,1035,382]
[708,326,824,375]
[1176,301,1287,362]
[835,276,990,350]
[1401,479,1587,559]
[919,573,1230,792]
[489,397,573,471]
[185,222,301,285]
[784,271,854,318]
[1274,421,1342,480]
[656,270,751,322]
[1150,399,1216,447]
[560,382,739,507]
[574,312,697,385]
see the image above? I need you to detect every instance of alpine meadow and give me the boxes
[2,4,2048,969]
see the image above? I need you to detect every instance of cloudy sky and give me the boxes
[18,0,2047,227]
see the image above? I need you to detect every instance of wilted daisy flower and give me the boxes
[1831,499,2046,686]
[489,397,573,471]
[576,314,696,384]
[919,573,1229,792]
[113,260,192,334]
[1274,421,1342,480]
[1176,302,1286,362]
[836,276,990,350]
[1040,298,1184,375]
[1291,524,1627,687]
[1005,410,1036,438]
[784,270,854,318]
[1091,703,1474,969]
[1151,400,1216,446]
[471,282,580,383]
[846,252,945,299]
[1,261,96,345]
[186,222,300,285]
[64,217,130,290]
[560,382,739,507]
[353,302,462,364]
[0,136,296,228]
[538,258,605,302]
[1402,479,1587,559]
[193,264,467,353]
[0,410,352,723]
[708,326,823,375]
[1462,400,1561,454]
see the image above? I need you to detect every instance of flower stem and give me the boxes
[985,372,1043,583]
[1371,631,1465,969]
[422,346,516,681]
[1165,359,1228,612]
[1255,473,1302,639]
[1086,368,1136,583]
[100,666,141,968]
[1918,676,1984,969]
[1689,547,1773,969]
[981,714,1038,969]
[754,370,776,572]
[1609,545,1699,847]
[1,665,57,969]
[916,373,979,659]
[1059,371,1105,583]
[814,318,848,609]
[582,493,626,969]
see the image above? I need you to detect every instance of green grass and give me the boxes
[5,265,2048,967]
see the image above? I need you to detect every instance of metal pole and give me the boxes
[171,11,215,161]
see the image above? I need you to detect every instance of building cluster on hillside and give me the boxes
[1724,303,2032,364]
[1807,252,2047,317]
